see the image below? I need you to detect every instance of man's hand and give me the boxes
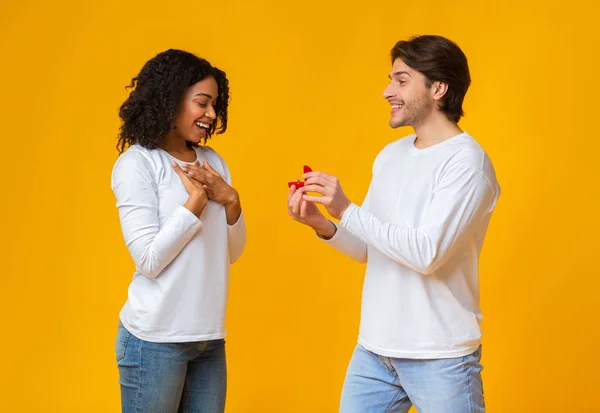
[299,171,352,220]
[287,185,337,238]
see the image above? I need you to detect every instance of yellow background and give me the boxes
[1,0,598,411]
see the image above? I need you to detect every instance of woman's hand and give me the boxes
[172,161,209,217]
[181,160,239,206]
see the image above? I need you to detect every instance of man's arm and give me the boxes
[302,166,498,274]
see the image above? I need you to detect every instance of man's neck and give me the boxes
[412,113,463,149]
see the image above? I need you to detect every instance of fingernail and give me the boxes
[172,161,177,167]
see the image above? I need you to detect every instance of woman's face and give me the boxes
[171,76,219,144]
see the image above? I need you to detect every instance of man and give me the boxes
[287,35,500,412]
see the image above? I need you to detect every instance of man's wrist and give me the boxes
[314,220,337,240]
[337,199,352,220]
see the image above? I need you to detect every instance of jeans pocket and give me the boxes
[115,323,131,363]
[207,338,226,352]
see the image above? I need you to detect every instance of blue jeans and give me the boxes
[340,344,485,413]
[116,322,227,413]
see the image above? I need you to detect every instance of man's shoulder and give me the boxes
[446,134,496,172]
[381,134,416,153]
[443,134,499,190]
[375,134,415,161]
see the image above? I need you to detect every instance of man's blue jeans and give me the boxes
[340,344,485,413]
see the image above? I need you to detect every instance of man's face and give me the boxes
[383,58,435,129]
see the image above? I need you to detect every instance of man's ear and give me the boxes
[431,81,449,102]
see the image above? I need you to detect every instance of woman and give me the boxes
[111,49,246,413]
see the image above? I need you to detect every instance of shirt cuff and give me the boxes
[227,210,244,231]
[316,221,339,242]
[340,202,359,229]
[176,205,203,232]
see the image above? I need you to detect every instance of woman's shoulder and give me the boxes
[196,145,231,178]
[197,144,227,165]
[197,144,221,159]
[111,144,159,183]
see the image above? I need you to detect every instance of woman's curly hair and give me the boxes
[117,49,229,154]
